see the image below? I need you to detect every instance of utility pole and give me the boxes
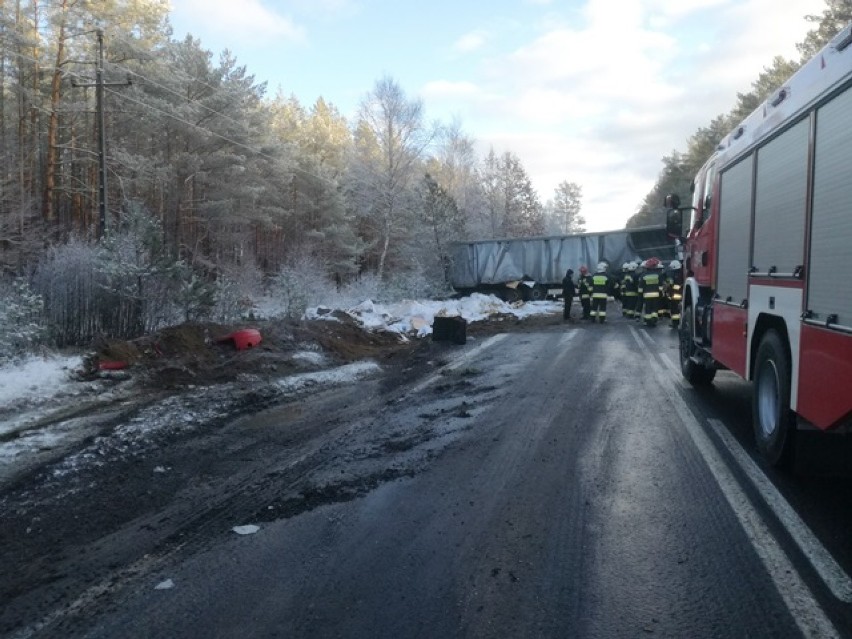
[95,29,107,240]
[72,29,130,239]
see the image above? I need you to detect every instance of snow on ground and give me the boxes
[308,293,560,337]
[0,294,560,479]
[0,294,559,419]
[0,354,83,409]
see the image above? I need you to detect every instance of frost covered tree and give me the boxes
[268,94,362,279]
[798,0,852,59]
[548,181,585,234]
[269,251,336,319]
[498,152,544,238]
[414,173,463,287]
[426,120,486,240]
[0,278,46,360]
[348,76,434,280]
[96,202,192,336]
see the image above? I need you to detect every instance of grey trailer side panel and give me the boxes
[448,227,674,292]
[448,244,478,289]
[809,85,852,327]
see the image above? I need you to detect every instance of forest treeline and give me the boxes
[0,0,848,351]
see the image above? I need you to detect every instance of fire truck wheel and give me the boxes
[752,330,795,468]
[679,305,715,385]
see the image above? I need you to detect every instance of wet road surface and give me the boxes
[7,313,852,638]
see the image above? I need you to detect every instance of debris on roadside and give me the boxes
[232,524,260,535]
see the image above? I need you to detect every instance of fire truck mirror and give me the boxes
[666,207,684,239]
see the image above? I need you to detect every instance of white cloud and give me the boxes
[453,30,488,53]
[171,0,305,46]
[421,80,482,100]
[478,131,652,231]
[424,0,824,230]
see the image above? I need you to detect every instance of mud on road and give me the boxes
[0,309,565,637]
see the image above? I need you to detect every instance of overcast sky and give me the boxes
[167,0,827,232]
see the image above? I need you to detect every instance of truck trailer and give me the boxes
[666,23,852,466]
[448,226,674,302]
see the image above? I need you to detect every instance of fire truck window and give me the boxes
[690,179,702,229]
[702,165,716,221]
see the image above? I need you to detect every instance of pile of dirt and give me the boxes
[86,313,420,390]
[83,307,562,390]
[291,311,415,363]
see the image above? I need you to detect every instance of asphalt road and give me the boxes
[6,312,852,638]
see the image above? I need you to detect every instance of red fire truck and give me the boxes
[665,24,852,466]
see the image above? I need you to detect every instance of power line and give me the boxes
[108,31,273,105]
[6,44,345,189]
[105,87,284,162]
[105,59,348,186]
[105,60,258,138]
[104,91,343,188]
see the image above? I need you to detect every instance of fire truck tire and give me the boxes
[752,330,795,468]
[679,305,716,385]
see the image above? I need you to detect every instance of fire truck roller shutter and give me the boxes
[753,118,808,276]
[808,84,852,329]
[717,155,753,305]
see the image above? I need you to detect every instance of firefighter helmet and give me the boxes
[621,262,630,270]
[627,261,638,271]
[596,261,608,273]
[644,257,660,269]
[669,260,682,270]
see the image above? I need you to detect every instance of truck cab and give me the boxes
[684,159,717,289]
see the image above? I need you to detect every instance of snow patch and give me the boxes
[309,293,560,338]
[292,351,327,366]
[232,524,260,535]
[0,355,82,407]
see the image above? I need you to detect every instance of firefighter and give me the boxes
[561,268,576,322]
[637,257,664,326]
[621,261,639,319]
[619,263,630,317]
[667,259,683,328]
[633,260,645,321]
[577,265,592,320]
[658,263,672,321]
[590,261,615,323]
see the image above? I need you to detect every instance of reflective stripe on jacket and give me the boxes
[640,272,661,298]
[592,274,609,299]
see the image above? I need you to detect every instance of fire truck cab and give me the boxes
[666,24,852,466]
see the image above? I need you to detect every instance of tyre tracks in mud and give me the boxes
[0,340,504,638]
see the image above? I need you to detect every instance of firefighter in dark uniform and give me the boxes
[578,265,592,320]
[667,259,683,327]
[561,268,576,322]
[633,260,645,321]
[590,261,615,323]
[621,261,639,319]
[658,268,671,321]
[618,263,630,317]
[637,257,664,326]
